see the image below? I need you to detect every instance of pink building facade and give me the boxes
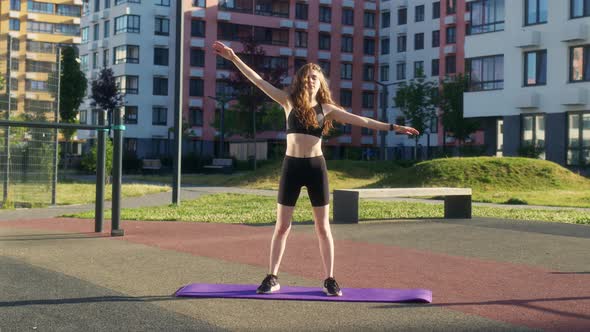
[182,0,380,157]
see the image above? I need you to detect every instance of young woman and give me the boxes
[213,41,419,296]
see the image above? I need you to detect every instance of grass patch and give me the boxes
[65,193,590,225]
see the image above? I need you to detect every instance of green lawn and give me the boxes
[65,193,590,225]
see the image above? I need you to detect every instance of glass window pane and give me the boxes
[583,114,590,147]
[572,0,583,17]
[569,114,580,146]
[536,115,545,146]
[523,116,533,142]
[527,0,537,24]
[539,0,548,22]
[526,52,536,85]
[572,47,584,81]
[538,51,547,84]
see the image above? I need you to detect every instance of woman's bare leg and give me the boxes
[312,204,334,278]
[269,203,295,275]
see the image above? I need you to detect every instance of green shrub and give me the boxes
[518,143,545,159]
[81,139,113,175]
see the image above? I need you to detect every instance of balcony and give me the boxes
[561,23,588,42]
[444,44,456,54]
[515,91,539,109]
[561,87,588,106]
[218,0,289,18]
[444,15,456,25]
[515,31,541,48]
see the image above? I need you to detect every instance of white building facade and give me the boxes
[464,0,590,166]
[78,0,177,159]
[378,0,441,159]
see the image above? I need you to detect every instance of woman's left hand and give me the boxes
[395,125,420,136]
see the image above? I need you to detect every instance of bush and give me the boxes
[81,139,113,175]
[504,197,528,205]
[122,154,142,173]
[518,143,545,159]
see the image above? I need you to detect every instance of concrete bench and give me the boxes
[203,158,233,174]
[142,159,162,173]
[333,187,472,223]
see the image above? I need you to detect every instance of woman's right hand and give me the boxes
[213,41,236,61]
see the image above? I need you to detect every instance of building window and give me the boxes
[319,6,331,23]
[114,45,139,64]
[469,0,505,35]
[189,78,203,96]
[381,38,390,54]
[190,48,204,67]
[94,0,100,12]
[153,77,168,95]
[114,15,140,34]
[9,19,21,31]
[397,35,406,52]
[115,75,139,94]
[396,62,406,80]
[156,0,170,6]
[155,17,170,36]
[414,61,424,77]
[295,31,308,48]
[380,64,389,81]
[342,8,354,25]
[415,5,425,22]
[189,107,203,126]
[124,106,138,124]
[154,47,169,66]
[363,64,375,81]
[524,50,547,86]
[319,33,331,50]
[446,26,456,44]
[447,0,457,14]
[398,8,407,25]
[570,45,590,82]
[10,0,21,10]
[432,30,440,47]
[341,36,353,53]
[571,0,590,18]
[103,49,109,67]
[522,114,545,157]
[92,52,98,69]
[80,54,89,71]
[104,20,110,38]
[433,1,441,19]
[319,60,330,77]
[93,24,99,41]
[567,112,590,165]
[124,138,138,155]
[432,59,440,76]
[191,20,205,37]
[152,106,167,126]
[445,55,456,74]
[295,2,308,20]
[192,0,205,7]
[525,0,548,25]
[467,55,504,91]
[414,33,424,50]
[341,63,352,80]
[362,91,375,109]
[382,11,391,28]
[340,89,352,107]
[364,11,375,28]
[80,110,87,124]
[364,38,375,56]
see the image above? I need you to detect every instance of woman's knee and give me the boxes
[275,221,292,235]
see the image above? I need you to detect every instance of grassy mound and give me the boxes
[372,157,590,191]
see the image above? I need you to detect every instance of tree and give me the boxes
[393,69,438,159]
[0,73,4,90]
[91,67,124,114]
[59,46,87,156]
[439,73,479,148]
[214,34,288,168]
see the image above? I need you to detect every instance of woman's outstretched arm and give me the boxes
[325,104,420,136]
[213,41,289,107]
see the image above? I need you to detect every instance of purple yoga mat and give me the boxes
[175,284,432,303]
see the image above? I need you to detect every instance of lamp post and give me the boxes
[374,81,400,161]
[208,95,235,158]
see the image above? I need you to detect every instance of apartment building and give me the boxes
[463,0,590,166]
[378,0,442,158]
[189,0,380,158]
[77,0,178,158]
[1,0,82,120]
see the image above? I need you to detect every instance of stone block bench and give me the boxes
[333,187,472,223]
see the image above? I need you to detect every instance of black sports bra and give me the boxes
[286,104,325,138]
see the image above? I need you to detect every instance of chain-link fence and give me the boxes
[0,34,60,208]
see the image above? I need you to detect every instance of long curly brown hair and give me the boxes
[289,63,336,136]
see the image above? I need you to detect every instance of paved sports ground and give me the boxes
[1,189,589,331]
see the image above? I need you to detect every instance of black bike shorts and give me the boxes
[277,155,329,207]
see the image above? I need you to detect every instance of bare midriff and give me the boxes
[285,133,323,158]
